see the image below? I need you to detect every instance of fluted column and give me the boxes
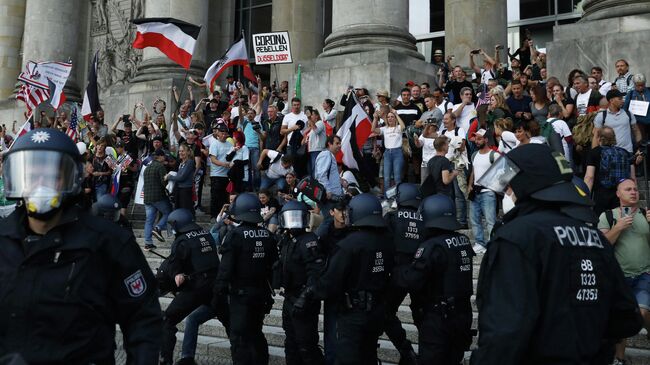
[320,0,422,60]
[133,0,209,82]
[0,0,25,99]
[444,0,507,69]
[23,0,82,99]
[582,0,650,21]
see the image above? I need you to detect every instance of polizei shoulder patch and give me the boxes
[124,270,147,297]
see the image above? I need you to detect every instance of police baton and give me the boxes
[147,249,168,260]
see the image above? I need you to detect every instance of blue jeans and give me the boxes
[180,305,216,359]
[309,151,321,177]
[260,172,287,190]
[383,147,404,192]
[323,299,338,365]
[144,199,172,244]
[469,190,497,247]
[95,183,108,201]
[248,147,260,190]
[453,177,468,225]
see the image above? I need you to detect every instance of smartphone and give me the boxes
[470,49,481,55]
[622,207,632,217]
[496,45,504,50]
[122,114,130,124]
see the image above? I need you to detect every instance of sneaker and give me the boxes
[144,243,157,251]
[152,227,165,242]
[473,243,487,254]
[612,358,627,365]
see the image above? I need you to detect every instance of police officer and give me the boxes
[296,193,393,365]
[91,193,131,228]
[0,129,162,363]
[276,200,326,364]
[397,194,474,364]
[383,183,424,364]
[213,193,279,365]
[160,208,229,365]
[471,144,643,365]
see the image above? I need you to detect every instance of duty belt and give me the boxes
[343,290,381,312]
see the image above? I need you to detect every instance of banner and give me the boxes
[252,31,292,65]
[133,156,153,205]
[18,60,72,108]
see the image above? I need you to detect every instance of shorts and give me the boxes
[624,272,650,310]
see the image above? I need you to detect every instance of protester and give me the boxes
[208,124,233,219]
[166,143,196,212]
[372,111,406,192]
[258,148,294,190]
[467,129,498,254]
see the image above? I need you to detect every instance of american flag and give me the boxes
[476,83,491,108]
[67,106,79,142]
[16,83,49,115]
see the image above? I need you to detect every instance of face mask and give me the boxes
[25,185,62,216]
[502,192,515,214]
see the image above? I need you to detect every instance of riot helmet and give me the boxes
[2,129,84,219]
[168,208,195,234]
[395,183,421,209]
[347,193,385,228]
[91,194,121,223]
[230,193,263,223]
[419,194,461,230]
[279,200,310,230]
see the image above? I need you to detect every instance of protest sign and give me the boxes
[252,31,292,65]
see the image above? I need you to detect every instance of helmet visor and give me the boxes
[280,210,306,229]
[2,150,80,198]
[385,186,398,200]
[475,155,521,193]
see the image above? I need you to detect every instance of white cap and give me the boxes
[475,128,487,137]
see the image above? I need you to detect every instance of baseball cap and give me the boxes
[434,49,443,56]
[606,89,625,101]
[214,123,228,132]
[376,89,389,98]
[153,149,166,157]
[405,80,416,87]
[475,128,487,137]
[152,135,163,142]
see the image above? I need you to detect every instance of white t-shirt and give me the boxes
[266,150,294,179]
[530,136,546,144]
[472,150,497,185]
[452,103,476,132]
[547,118,573,160]
[380,125,403,149]
[575,89,592,116]
[418,135,436,166]
[437,100,453,115]
[232,145,250,181]
[498,131,518,153]
[282,111,308,143]
[480,68,495,85]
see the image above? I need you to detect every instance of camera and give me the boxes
[252,122,261,131]
[470,49,481,55]
[426,118,437,125]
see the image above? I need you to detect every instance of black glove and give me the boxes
[292,286,314,316]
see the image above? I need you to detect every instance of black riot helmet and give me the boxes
[279,200,310,230]
[91,194,121,223]
[395,183,421,209]
[167,208,195,233]
[230,193,263,223]
[419,194,461,230]
[2,128,84,219]
[348,193,385,228]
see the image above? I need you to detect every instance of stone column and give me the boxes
[272,0,324,87]
[133,0,209,82]
[444,0,507,69]
[23,0,82,99]
[0,0,25,99]
[582,0,650,21]
[320,0,422,60]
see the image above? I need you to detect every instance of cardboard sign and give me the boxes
[629,100,649,117]
[252,31,292,65]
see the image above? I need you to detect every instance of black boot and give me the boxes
[398,340,419,365]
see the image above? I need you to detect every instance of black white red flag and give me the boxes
[336,94,373,170]
[81,51,101,122]
[132,18,201,69]
[204,37,255,93]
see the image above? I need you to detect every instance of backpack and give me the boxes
[603,208,648,229]
[471,149,498,165]
[572,112,598,147]
[598,146,631,188]
[540,119,564,154]
[296,176,326,203]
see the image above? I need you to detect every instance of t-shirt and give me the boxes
[598,207,650,277]
[575,89,592,116]
[420,108,443,126]
[418,135,436,165]
[394,103,422,126]
[380,125,403,149]
[260,197,280,222]
[451,103,476,131]
[498,130,518,153]
[426,155,453,197]
[281,111,308,145]
[266,150,294,179]
[241,119,260,150]
[546,118,573,159]
[209,139,233,177]
[506,95,533,122]
[444,80,474,104]
[436,100,454,115]
[307,120,326,152]
[472,150,497,188]
[480,67,495,85]
[594,108,637,153]
[441,127,468,163]
[586,146,633,191]
[116,130,138,158]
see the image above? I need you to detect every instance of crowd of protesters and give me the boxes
[1,32,650,365]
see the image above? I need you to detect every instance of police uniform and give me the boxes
[384,206,426,351]
[160,222,229,364]
[400,231,474,364]
[0,205,162,364]
[470,144,643,365]
[278,231,325,365]
[214,223,279,365]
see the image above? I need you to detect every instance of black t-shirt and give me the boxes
[444,80,474,104]
[116,130,138,158]
[427,155,453,197]
[394,102,422,127]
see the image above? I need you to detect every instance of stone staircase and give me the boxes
[118,185,650,364]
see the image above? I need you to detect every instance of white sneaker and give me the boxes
[473,243,487,254]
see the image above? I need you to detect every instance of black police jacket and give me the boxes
[471,202,643,365]
[214,223,279,295]
[397,231,474,302]
[167,223,220,289]
[0,205,162,365]
[279,231,326,294]
[315,219,349,257]
[385,208,426,255]
[312,230,393,301]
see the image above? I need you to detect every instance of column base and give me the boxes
[132,58,207,83]
[547,14,650,81]
[298,49,436,108]
[320,24,424,61]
